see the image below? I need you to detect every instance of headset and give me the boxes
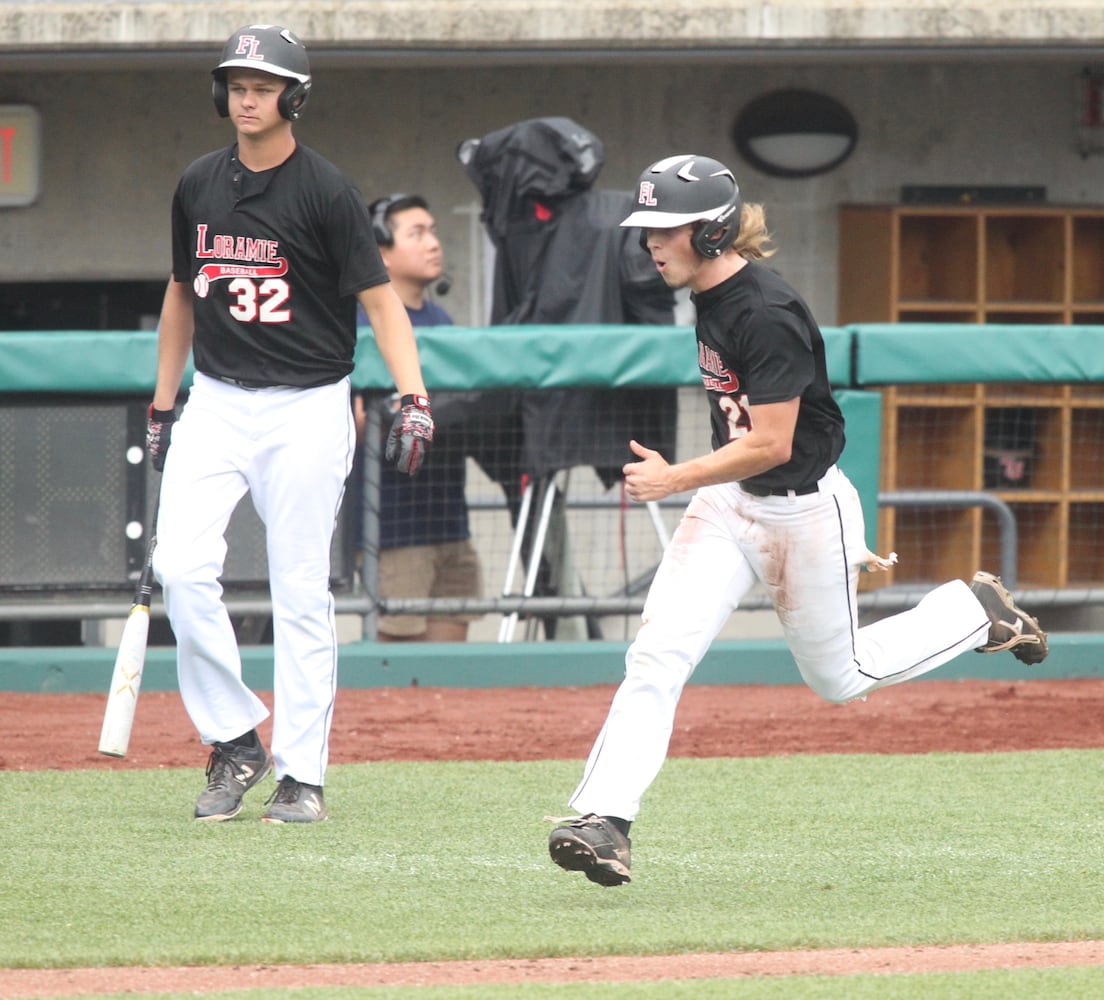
[369,193,425,246]
[368,193,450,294]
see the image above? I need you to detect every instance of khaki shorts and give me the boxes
[378,539,483,638]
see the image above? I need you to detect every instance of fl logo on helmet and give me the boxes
[234,35,263,60]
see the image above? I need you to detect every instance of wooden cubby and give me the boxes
[839,204,1104,590]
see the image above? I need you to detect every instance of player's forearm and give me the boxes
[153,279,195,408]
[360,285,428,397]
[675,436,790,491]
[375,331,428,398]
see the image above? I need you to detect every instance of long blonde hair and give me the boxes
[731,203,775,260]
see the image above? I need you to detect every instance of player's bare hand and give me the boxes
[623,439,672,502]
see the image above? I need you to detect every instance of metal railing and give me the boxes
[367,489,1033,633]
[6,489,1097,635]
[879,490,1018,588]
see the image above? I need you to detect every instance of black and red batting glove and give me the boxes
[385,394,434,475]
[146,403,176,472]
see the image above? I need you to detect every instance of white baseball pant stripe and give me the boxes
[569,466,990,821]
[153,372,355,787]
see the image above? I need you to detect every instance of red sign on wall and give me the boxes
[0,105,41,207]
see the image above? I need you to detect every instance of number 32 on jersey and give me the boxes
[227,277,291,323]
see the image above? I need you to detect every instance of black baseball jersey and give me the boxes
[691,260,845,490]
[171,143,389,387]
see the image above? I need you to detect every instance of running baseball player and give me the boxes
[146,25,433,823]
[547,154,1048,885]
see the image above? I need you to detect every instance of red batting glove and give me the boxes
[146,404,176,472]
[385,394,434,475]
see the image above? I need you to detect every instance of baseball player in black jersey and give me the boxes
[146,25,433,823]
[548,154,1048,886]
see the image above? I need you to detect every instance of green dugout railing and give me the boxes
[4,322,1101,390]
[1,324,1102,688]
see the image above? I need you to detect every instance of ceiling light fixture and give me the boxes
[732,89,858,179]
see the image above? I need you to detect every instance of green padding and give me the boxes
[854,324,1104,384]
[822,326,851,385]
[9,323,1104,393]
[835,389,882,545]
[2,633,1099,692]
[357,325,689,389]
[0,325,853,393]
[0,331,164,393]
[356,325,852,389]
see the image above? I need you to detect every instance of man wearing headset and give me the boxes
[355,194,483,642]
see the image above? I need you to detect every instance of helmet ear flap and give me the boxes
[212,75,230,118]
[639,223,728,256]
[212,76,309,121]
[691,219,727,259]
[637,220,740,257]
[278,80,310,121]
[690,196,743,259]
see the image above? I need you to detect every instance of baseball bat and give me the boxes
[98,530,157,758]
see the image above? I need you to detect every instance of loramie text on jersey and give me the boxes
[195,225,282,264]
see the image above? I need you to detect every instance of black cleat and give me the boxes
[195,742,272,821]
[262,776,328,823]
[547,814,632,886]
[970,571,1048,665]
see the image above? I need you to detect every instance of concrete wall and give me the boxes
[2,52,1102,326]
[2,2,1102,50]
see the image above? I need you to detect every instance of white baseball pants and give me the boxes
[153,372,355,787]
[569,466,991,821]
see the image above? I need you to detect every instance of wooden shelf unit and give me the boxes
[839,204,1104,589]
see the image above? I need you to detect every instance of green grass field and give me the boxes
[3,751,1102,997]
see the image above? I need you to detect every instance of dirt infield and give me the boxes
[3,678,1103,994]
[5,677,1104,770]
[5,941,1104,997]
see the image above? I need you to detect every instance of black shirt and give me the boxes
[171,143,389,387]
[691,260,845,490]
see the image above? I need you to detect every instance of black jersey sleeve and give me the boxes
[325,184,389,297]
[170,181,192,285]
[740,306,815,406]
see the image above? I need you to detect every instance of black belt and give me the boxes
[741,482,820,498]
[211,374,276,390]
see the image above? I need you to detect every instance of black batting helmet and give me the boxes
[212,25,312,121]
[621,155,743,259]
